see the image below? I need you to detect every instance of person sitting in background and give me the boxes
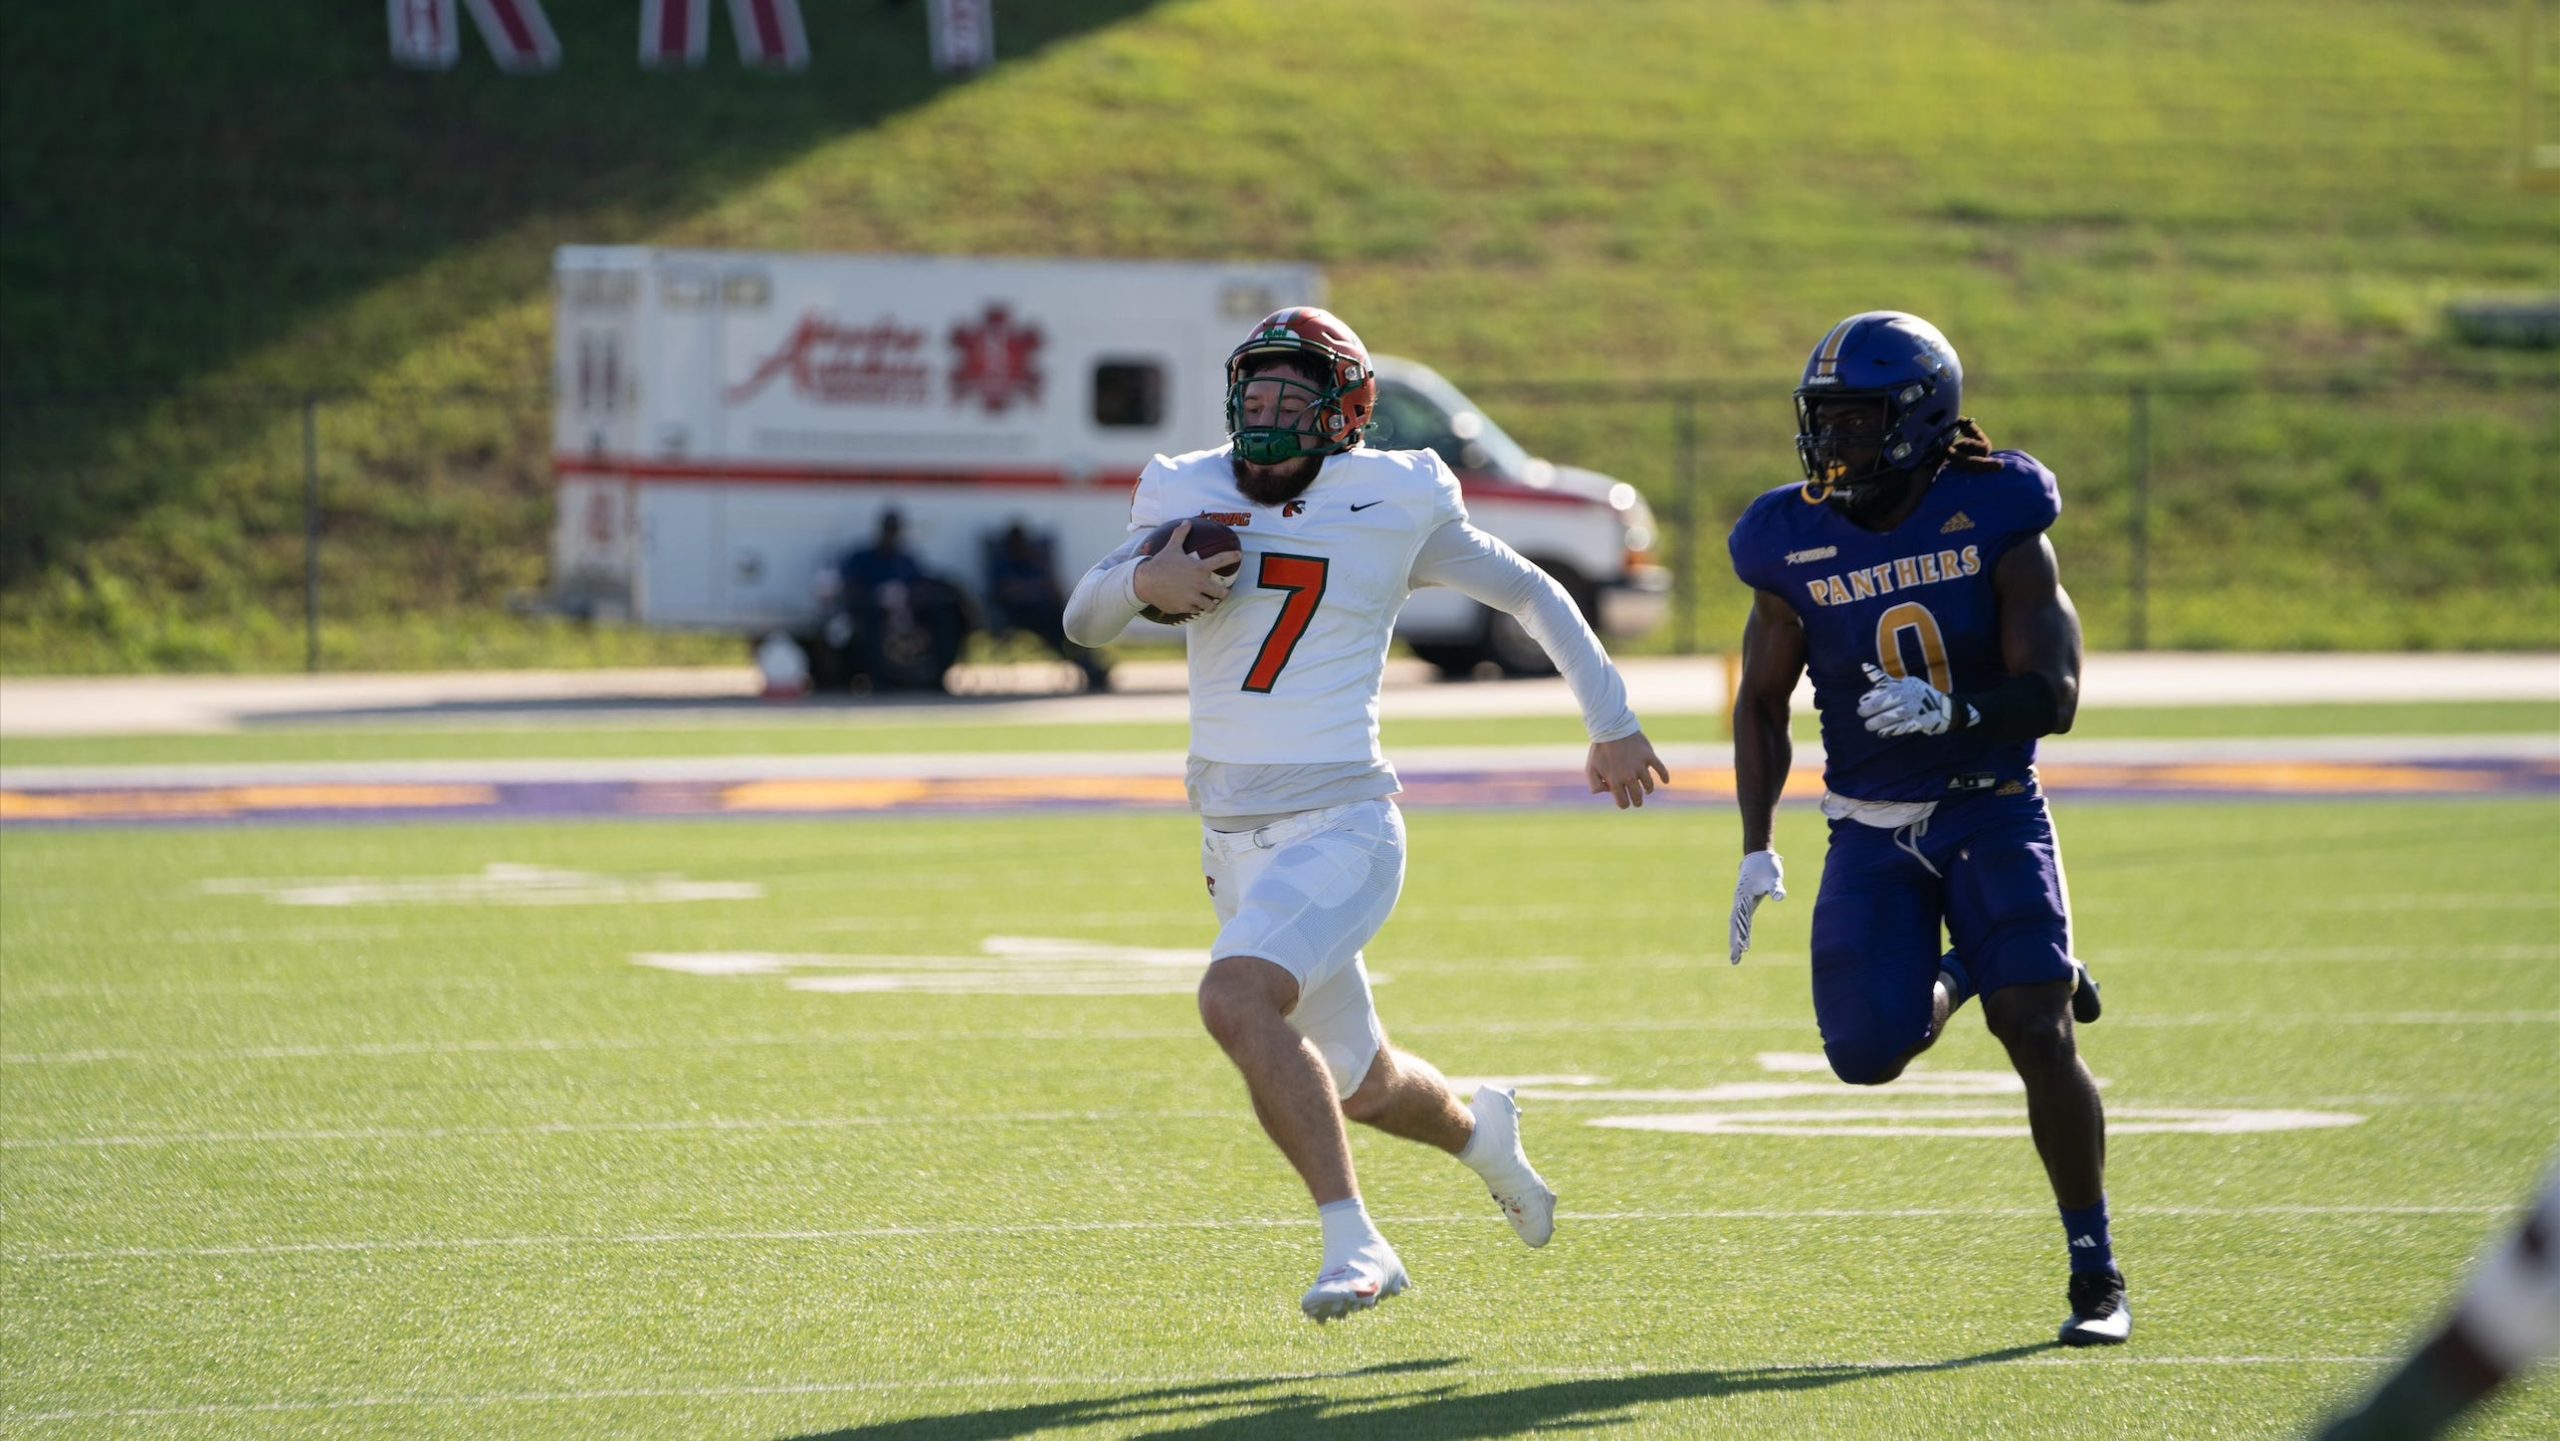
[834,509,966,691]
[988,521,1112,692]
[840,508,925,597]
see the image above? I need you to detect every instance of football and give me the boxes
[1136,516,1245,624]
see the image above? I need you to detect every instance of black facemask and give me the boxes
[1829,465,1928,528]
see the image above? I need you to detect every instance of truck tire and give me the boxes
[1409,640,1491,681]
[795,632,851,693]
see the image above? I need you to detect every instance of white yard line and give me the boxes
[0,1354,2413,1424]
[7,940,2549,1006]
[8,1010,2555,1066]
[7,940,2549,1004]
[2101,945,2560,964]
[2098,1010,2560,1029]
[0,1111,1239,1150]
[11,1204,2518,1265]
[13,1091,2526,1153]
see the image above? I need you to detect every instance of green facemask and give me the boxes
[1226,369,1347,465]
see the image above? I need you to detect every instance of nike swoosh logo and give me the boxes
[1349,501,1385,512]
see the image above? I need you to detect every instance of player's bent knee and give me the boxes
[1999,1020,2076,1077]
[1825,1039,1910,1087]
[1195,956,1295,1048]
[1985,992,2075,1066]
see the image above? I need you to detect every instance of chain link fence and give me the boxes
[1470,373,2560,655]
[2,375,2554,672]
[0,387,569,673]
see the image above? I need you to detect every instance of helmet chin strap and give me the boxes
[1801,458,1853,505]
[1234,427,1327,466]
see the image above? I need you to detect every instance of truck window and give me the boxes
[1373,375,1535,479]
[1370,381,1462,467]
[1093,361,1165,428]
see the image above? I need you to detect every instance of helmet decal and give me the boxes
[1810,316,1857,381]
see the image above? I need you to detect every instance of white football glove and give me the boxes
[1857,662,1972,738]
[1729,850,1786,964]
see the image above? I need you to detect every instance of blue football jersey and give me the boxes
[1728,451,2062,802]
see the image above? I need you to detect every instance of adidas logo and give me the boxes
[1940,512,1975,534]
[2071,1235,2099,1248]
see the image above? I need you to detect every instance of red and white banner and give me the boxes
[390,0,559,72]
[463,0,562,72]
[389,0,459,69]
[725,0,810,72]
[402,0,805,73]
[927,0,996,75]
[638,0,711,69]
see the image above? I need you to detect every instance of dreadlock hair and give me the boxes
[1941,416,2000,470]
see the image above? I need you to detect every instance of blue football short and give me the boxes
[1808,786,2077,1082]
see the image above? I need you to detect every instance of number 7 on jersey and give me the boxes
[1243,553,1329,693]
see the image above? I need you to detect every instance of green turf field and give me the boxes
[4,798,2556,1436]
[2,698,2551,771]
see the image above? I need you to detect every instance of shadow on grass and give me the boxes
[780,1344,2057,1440]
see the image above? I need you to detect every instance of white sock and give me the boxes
[1317,1197,1381,1266]
[1457,1101,1522,1182]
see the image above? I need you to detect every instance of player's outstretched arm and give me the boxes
[1729,589,1804,963]
[1409,522,1666,806]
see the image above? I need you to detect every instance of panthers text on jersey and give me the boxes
[1131,445,1466,766]
[1728,451,2063,803]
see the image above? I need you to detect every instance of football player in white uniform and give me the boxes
[1066,308,1669,1322]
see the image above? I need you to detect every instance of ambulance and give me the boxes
[548,248,1669,680]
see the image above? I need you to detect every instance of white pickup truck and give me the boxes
[548,247,1669,681]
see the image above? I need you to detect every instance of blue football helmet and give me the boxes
[1793,311,1964,503]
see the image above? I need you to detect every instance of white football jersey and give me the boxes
[1130,444,1465,766]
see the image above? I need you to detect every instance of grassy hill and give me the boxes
[4,0,2556,670]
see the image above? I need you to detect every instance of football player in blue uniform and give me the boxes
[1724,311,2128,1346]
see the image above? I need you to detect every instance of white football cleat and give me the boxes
[1300,1240,1409,1323]
[1466,1085,1558,1248]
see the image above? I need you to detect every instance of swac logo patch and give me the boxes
[1941,511,1975,534]
[1203,511,1253,527]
